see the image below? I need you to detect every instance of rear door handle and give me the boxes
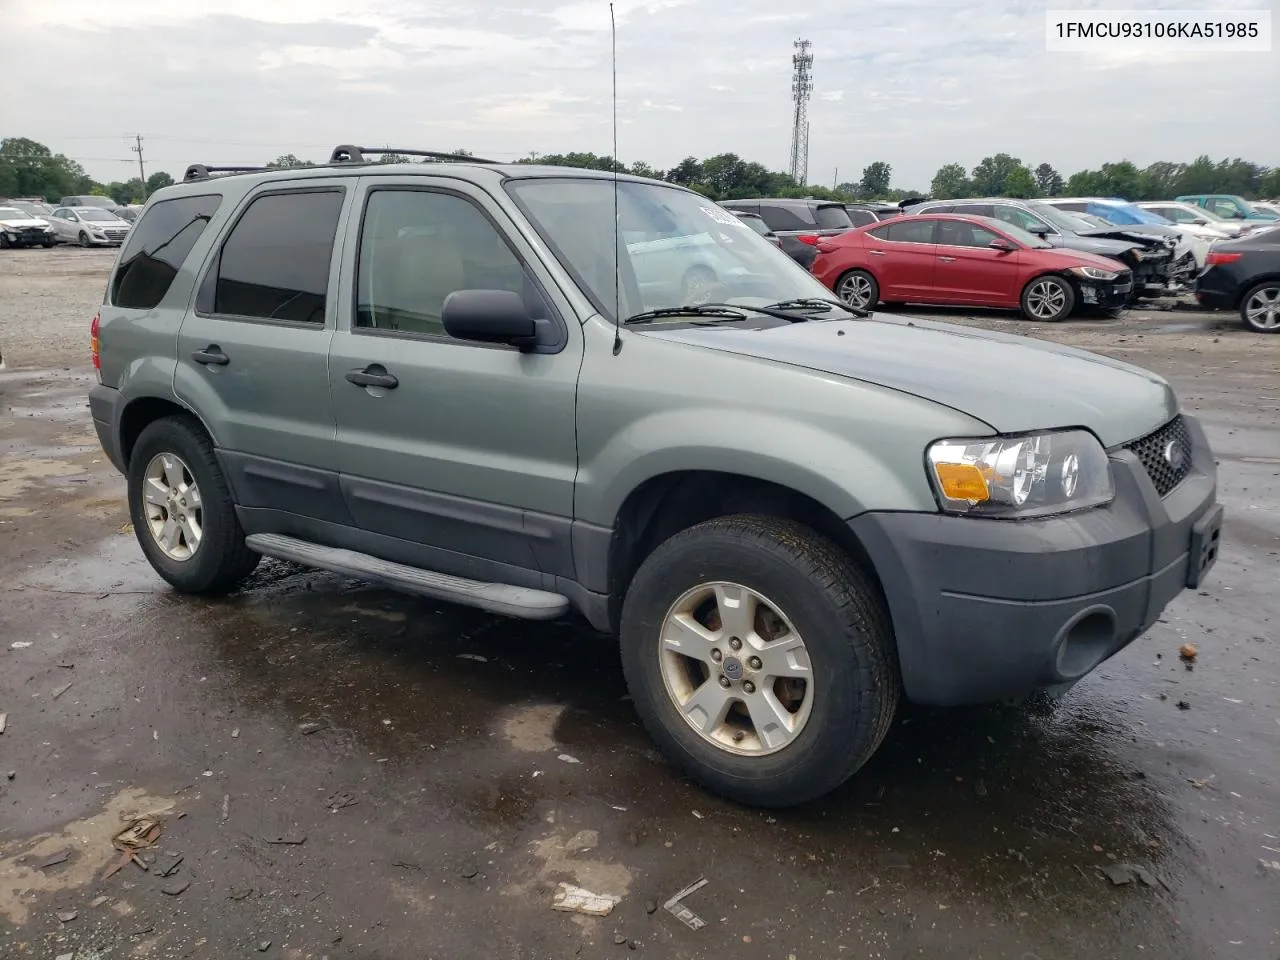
[868,250,887,256]
[346,365,399,390]
[937,256,957,262]
[192,345,229,365]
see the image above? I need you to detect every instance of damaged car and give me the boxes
[1038,197,1219,274]
[911,198,1181,300]
[0,205,58,249]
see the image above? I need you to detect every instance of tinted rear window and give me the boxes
[112,195,222,309]
[756,203,814,230]
[846,209,877,227]
[814,205,853,229]
[211,190,344,323]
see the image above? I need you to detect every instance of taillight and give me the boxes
[796,234,820,246]
[1205,251,1242,266]
[90,312,100,371]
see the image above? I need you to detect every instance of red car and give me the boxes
[810,214,1134,322]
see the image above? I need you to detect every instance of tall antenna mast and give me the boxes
[789,39,813,187]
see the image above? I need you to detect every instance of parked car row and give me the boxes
[0,197,134,248]
[717,191,1278,332]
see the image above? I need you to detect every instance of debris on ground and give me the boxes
[1098,862,1168,890]
[228,886,254,901]
[325,790,358,812]
[663,877,709,930]
[114,817,163,852]
[297,720,327,735]
[5,771,14,780]
[57,910,78,923]
[558,754,581,764]
[974,779,988,797]
[1179,643,1198,663]
[1177,700,1191,710]
[89,895,110,908]
[257,940,272,952]
[1188,774,1216,789]
[9,641,32,649]
[456,653,489,662]
[231,727,240,739]
[39,849,72,869]
[157,853,184,877]
[644,899,658,915]
[264,833,307,845]
[614,933,627,945]
[162,878,191,896]
[0,712,6,734]
[551,882,620,916]
[51,681,73,700]
[460,865,478,879]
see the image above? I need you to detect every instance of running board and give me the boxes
[245,533,570,620]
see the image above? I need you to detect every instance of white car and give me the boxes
[1137,201,1259,239]
[0,206,58,249]
[47,206,132,246]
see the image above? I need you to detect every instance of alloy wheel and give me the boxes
[1025,279,1068,319]
[1244,285,1280,331]
[837,274,873,308]
[141,453,204,561]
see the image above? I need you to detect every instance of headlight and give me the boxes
[927,429,1114,518]
[1068,265,1120,281]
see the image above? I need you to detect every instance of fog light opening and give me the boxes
[1055,608,1118,680]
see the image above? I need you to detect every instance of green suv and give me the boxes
[89,146,1223,807]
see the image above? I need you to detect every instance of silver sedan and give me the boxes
[47,206,132,246]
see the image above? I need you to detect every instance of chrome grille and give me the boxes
[104,228,129,241]
[1124,416,1192,497]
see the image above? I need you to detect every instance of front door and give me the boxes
[932,219,1022,303]
[174,180,355,522]
[863,218,937,298]
[327,176,582,581]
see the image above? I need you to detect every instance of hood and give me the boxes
[642,316,1176,448]
[1038,247,1134,272]
[82,219,129,229]
[1072,226,1174,249]
[0,216,51,229]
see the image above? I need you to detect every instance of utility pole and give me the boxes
[833,167,838,189]
[132,134,148,201]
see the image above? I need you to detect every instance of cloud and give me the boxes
[4,0,1275,191]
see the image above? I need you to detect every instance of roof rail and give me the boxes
[183,163,272,182]
[328,144,498,165]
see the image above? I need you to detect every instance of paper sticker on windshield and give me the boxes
[699,205,740,226]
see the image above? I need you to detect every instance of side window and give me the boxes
[884,219,936,243]
[1053,202,1087,212]
[356,189,545,338]
[211,190,343,324]
[112,195,222,309]
[991,205,1045,232]
[846,209,876,227]
[936,220,1000,248]
[952,203,995,219]
[1208,198,1240,216]
[756,204,812,231]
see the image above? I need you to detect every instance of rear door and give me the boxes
[174,180,354,523]
[932,220,1021,304]
[863,218,937,298]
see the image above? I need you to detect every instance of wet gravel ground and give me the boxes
[1,247,1278,959]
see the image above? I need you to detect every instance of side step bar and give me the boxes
[245,534,570,620]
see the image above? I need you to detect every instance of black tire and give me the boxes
[77,231,90,247]
[127,415,260,594]
[42,242,55,248]
[0,234,10,249]
[1019,274,1076,322]
[835,269,879,309]
[619,515,899,808]
[1239,280,1280,334]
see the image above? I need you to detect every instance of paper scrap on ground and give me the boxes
[551,882,620,916]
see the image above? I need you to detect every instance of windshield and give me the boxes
[0,208,27,219]
[978,216,1051,249]
[78,208,121,222]
[12,202,51,217]
[506,178,835,321]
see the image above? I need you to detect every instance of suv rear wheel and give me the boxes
[619,515,899,807]
[127,415,260,594]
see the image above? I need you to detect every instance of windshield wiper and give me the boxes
[623,305,749,325]
[763,297,871,318]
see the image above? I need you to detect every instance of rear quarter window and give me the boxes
[111,194,223,309]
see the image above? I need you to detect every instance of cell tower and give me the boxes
[789,39,813,186]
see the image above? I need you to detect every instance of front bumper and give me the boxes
[1077,277,1132,307]
[850,414,1221,706]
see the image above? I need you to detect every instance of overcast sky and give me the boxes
[3,0,1276,190]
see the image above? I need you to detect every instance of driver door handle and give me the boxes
[346,365,399,390]
[192,345,229,365]
[937,255,957,262]
[868,250,887,256]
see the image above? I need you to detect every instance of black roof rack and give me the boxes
[328,144,498,165]
[183,163,272,182]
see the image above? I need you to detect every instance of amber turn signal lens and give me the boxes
[932,462,990,502]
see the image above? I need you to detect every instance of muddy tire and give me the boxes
[77,231,90,247]
[619,515,899,808]
[836,269,879,309]
[127,415,259,594]
[1020,274,1076,321]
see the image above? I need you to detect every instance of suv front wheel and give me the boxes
[619,515,899,807]
[127,415,260,594]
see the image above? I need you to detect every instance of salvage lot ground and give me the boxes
[1,247,1277,959]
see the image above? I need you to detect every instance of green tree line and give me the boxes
[7,137,1277,208]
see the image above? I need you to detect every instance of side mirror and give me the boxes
[442,289,538,350]
[988,238,1015,251]
[1027,223,1050,236]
